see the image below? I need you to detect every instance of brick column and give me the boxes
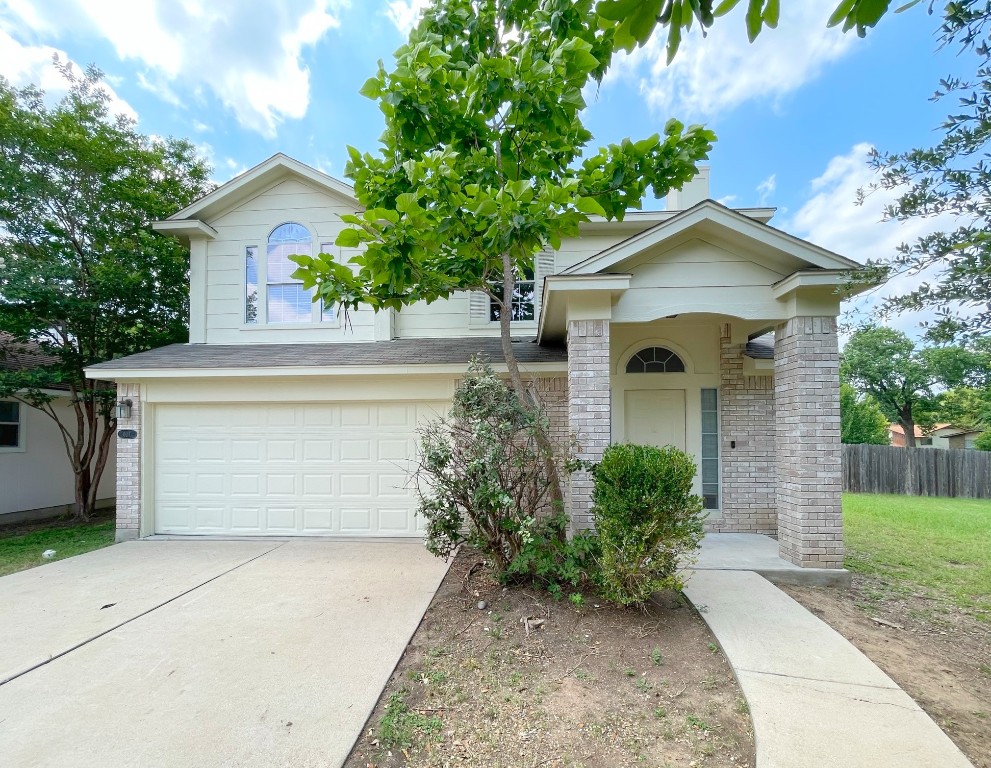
[714,324,776,534]
[774,317,843,568]
[567,319,610,531]
[115,383,141,542]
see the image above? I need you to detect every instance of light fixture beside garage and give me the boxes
[115,399,132,420]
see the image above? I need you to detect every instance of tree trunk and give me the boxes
[900,405,917,448]
[499,251,566,518]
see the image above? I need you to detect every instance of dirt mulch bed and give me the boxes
[346,549,754,768]
[782,575,990,768]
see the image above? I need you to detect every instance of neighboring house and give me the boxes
[0,335,116,522]
[86,155,864,571]
[888,423,944,448]
[930,425,985,449]
[890,423,985,449]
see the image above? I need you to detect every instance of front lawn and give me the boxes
[843,493,991,618]
[0,514,115,577]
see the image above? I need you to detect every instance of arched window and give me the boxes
[266,223,313,323]
[625,346,686,373]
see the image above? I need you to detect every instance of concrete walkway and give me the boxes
[683,570,974,768]
[0,539,450,768]
[694,532,851,587]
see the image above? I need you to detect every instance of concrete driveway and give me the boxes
[0,539,450,768]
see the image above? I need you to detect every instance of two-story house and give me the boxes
[87,154,861,571]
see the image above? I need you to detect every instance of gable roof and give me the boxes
[164,153,358,224]
[562,199,861,277]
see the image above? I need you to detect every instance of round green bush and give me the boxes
[592,443,705,605]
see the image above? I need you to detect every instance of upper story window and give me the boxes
[626,347,686,373]
[0,401,22,451]
[489,267,535,322]
[244,223,336,325]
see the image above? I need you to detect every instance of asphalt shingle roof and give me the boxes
[744,335,774,360]
[87,337,568,371]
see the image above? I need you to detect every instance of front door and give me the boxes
[624,390,687,450]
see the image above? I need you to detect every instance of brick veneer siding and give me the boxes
[774,317,844,568]
[115,383,141,542]
[531,375,569,518]
[531,376,569,455]
[711,324,777,534]
[567,320,610,530]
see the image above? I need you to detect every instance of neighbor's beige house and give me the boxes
[86,155,862,570]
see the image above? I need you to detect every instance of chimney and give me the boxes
[666,166,710,210]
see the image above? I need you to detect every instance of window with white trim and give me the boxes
[243,224,337,325]
[489,267,535,322]
[700,388,719,510]
[0,401,22,450]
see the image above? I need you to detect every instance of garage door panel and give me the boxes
[231,440,261,461]
[154,402,444,537]
[302,473,334,495]
[303,439,334,461]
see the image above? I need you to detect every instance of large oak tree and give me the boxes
[0,63,212,519]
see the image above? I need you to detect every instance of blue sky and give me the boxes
[0,1,976,335]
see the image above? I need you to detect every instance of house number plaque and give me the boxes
[118,429,138,439]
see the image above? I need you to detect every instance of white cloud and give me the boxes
[609,1,856,118]
[0,28,137,120]
[385,0,430,36]
[756,173,776,206]
[1,0,348,138]
[785,143,961,339]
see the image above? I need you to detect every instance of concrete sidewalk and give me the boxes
[683,570,974,768]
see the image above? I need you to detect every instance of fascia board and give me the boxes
[83,361,568,380]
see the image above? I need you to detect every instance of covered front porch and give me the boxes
[537,201,859,571]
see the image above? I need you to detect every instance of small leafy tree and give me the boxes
[414,358,573,577]
[292,0,715,508]
[840,383,890,444]
[973,430,991,450]
[0,63,212,520]
[862,2,991,342]
[592,443,705,606]
[840,325,988,447]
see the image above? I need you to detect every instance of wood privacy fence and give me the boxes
[842,444,991,499]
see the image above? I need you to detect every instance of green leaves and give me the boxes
[596,0,904,55]
[294,0,714,321]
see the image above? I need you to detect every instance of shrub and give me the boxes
[592,443,705,605]
[413,358,568,577]
[974,431,991,451]
[505,512,601,592]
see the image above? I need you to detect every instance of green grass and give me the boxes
[0,518,115,576]
[843,493,991,617]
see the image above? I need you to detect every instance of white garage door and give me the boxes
[154,402,447,536]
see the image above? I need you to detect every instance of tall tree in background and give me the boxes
[839,383,890,445]
[863,2,991,342]
[293,0,714,505]
[0,63,212,520]
[840,325,989,447]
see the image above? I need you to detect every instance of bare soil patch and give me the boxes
[346,549,754,768]
[782,574,990,768]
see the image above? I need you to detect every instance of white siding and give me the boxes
[0,398,116,517]
[203,178,377,344]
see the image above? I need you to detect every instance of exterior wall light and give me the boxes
[115,399,133,420]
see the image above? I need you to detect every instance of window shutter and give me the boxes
[533,249,555,321]
[469,291,490,325]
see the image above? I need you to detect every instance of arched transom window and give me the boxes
[245,222,336,325]
[625,346,686,373]
[267,223,313,323]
